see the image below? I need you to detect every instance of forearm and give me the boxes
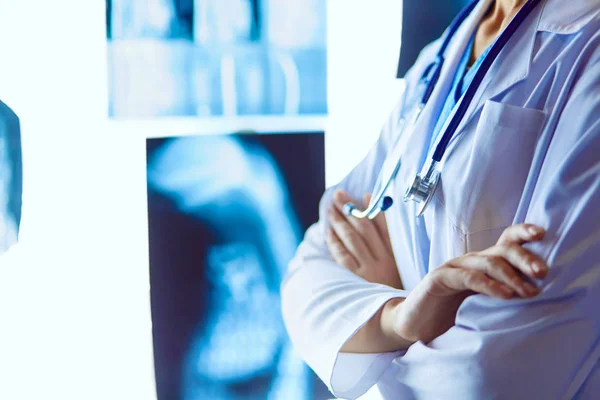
[341,297,413,353]
[282,240,409,384]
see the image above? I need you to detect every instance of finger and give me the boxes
[373,208,394,253]
[328,203,373,263]
[360,192,394,254]
[360,192,394,253]
[497,223,545,246]
[451,254,539,298]
[333,190,362,217]
[438,268,515,299]
[325,228,359,271]
[332,190,381,259]
[486,243,548,279]
[362,193,372,209]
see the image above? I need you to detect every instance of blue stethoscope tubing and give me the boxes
[345,0,543,219]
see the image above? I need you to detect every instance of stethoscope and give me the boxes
[344,0,542,219]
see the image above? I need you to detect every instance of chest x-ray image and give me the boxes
[0,100,22,255]
[106,0,327,119]
[146,132,329,399]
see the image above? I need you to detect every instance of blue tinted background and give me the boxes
[146,132,328,400]
[0,100,22,254]
[106,0,327,119]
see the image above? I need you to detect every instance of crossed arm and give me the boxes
[282,58,600,399]
[325,190,547,354]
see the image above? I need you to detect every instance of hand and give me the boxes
[394,223,548,344]
[325,190,403,289]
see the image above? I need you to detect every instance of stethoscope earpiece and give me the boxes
[381,196,394,212]
[342,195,394,220]
[342,203,355,217]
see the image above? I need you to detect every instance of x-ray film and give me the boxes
[146,132,329,399]
[0,100,22,255]
[107,0,327,119]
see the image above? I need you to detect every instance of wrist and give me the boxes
[381,298,415,347]
[389,294,423,343]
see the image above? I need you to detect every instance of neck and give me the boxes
[481,0,528,35]
[469,0,528,64]
[490,0,528,20]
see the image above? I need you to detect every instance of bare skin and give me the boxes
[471,0,527,64]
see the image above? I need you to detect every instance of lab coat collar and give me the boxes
[408,0,493,156]
[538,0,600,34]
[452,0,600,138]
[446,0,600,147]
[419,0,600,164]
[445,0,543,149]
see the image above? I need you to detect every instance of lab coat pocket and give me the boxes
[438,99,547,246]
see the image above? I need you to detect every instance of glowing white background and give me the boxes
[0,0,402,399]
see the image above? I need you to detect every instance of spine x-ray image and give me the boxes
[0,100,22,255]
[146,132,329,399]
[106,0,327,119]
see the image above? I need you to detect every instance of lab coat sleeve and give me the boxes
[388,50,600,399]
[280,99,409,399]
[281,40,440,399]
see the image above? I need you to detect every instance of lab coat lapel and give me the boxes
[446,3,543,149]
[396,0,493,279]
[401,0,493,179]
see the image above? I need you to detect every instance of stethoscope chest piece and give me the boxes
[404,166,441,217]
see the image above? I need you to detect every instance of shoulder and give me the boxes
[538,1,600,36]
[402,37,443,84]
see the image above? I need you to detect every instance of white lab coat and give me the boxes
[281,0,600,398]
